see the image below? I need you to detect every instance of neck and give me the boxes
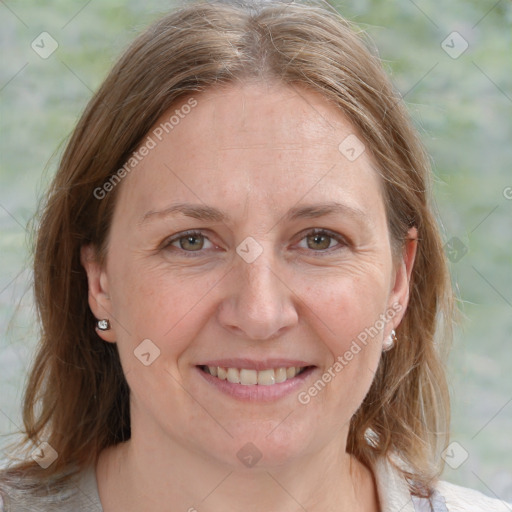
[96,427,380,512]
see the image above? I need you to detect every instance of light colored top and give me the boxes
[0,456,510,511]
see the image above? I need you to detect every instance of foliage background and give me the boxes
[1,0,511,502]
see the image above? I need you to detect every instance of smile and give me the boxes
[199,365,310,386]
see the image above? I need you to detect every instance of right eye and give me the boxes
[161,230,217,256]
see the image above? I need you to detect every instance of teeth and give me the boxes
[287,367,297,379]
[257,369,275,386]
[204,366,306,385]
[227,367,240,384]
[275,367,287,383]
[240,369,258,385]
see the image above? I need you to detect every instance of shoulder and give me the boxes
[0,465,101,512]
[433,479,512,512]
[372,455,511,512]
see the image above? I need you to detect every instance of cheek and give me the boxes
[108,262,222,363]
[301,267,390,342]
[297,273,387,411]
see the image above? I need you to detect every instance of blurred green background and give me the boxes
[1,0,511,502]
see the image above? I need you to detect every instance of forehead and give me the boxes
[113,81,385,228]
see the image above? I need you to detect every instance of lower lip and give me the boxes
[195,366,316,402]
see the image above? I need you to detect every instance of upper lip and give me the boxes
[197,358,315,371]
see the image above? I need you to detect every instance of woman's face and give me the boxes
[83,82,415,469]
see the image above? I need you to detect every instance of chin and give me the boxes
[201,421,316,471]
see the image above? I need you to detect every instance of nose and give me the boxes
[217,249,299,341]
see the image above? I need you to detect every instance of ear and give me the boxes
[80,244,117,343]
[386,227,418,335]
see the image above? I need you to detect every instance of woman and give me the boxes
[0,0,509,510]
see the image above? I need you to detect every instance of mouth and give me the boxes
[195,360,317,402]
[198,365,313,386]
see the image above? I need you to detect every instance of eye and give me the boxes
[161,228,348,257]
[296,228,348,254]
[162,230,216,255]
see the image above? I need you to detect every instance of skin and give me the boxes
[82,81,417,512]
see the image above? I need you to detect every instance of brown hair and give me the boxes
[2,0,452,497]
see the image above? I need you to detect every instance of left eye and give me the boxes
[297,229,344,252]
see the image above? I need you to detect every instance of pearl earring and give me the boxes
[382,329,397,352]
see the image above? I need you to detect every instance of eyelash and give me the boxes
[161,228,349,258]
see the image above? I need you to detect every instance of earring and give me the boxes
[382,329,397,352]
[96,319,111,331]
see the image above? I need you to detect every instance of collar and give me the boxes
[372,456,449,512]
[373,455,417,512]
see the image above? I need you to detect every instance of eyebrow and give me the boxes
[139,201,368,227]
